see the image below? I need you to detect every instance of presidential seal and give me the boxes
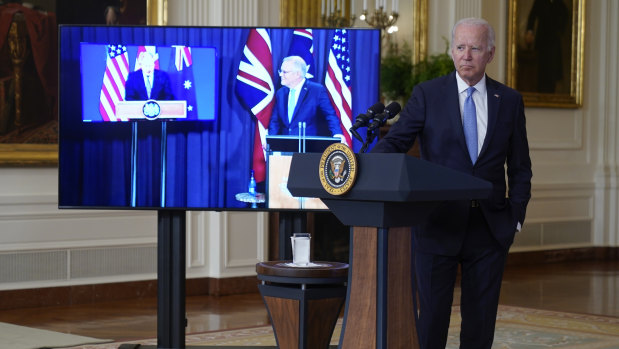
[319,143,357,195]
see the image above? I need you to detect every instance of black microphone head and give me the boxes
[351,102,385,130]
[383,102,401,119]
[366,102,385,118]
[368,102,402,130]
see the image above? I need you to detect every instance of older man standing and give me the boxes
[268,56,344,141]
[372,18,532,349]
[125,48,175,101]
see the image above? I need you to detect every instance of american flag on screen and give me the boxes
[235,29,275,182]
[99,44,129,122]
[287,29,315,80]
[325,29,353,147]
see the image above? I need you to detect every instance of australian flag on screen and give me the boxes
[287,29,315,80]
[169,46,197,119]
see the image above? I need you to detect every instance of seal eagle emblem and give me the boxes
[319,143,357,195]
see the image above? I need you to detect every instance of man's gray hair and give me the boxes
[283,56,308,77]
[451,17,495,51]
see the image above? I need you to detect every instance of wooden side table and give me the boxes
[256,261,348,349]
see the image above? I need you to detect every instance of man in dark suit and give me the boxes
[268,56,344,140]
[372,18,532,349]
[125,49,175,101]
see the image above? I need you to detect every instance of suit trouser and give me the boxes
[414,207,509,349]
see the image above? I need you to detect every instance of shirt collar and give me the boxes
[455,72,487,96]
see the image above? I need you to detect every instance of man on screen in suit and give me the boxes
[372,18,532,349]
[268,56,344,141]
[125,49,175,101]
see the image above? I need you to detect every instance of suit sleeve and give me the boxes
[372,85,426,153]
[268,91,284,135]
[506,94,532,225]
[317,85,343,136]
[124,73,141,101]
[159,71,175,100]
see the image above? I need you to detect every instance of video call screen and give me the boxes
[58,25,381,211]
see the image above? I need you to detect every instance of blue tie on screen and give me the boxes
[287,89,295,123]
[146,75,152,99]
[463,86,478,163]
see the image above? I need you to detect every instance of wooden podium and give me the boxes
[287,153,492,349]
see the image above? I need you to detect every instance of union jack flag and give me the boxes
[235,29,275,182]
[99,44,129,122]
[287,29,315,80]
[325,29,353,146]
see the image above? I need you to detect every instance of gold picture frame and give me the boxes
[1,12,58,166]
[0,144,58,166]
[506,0,585,108]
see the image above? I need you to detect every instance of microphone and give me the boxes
[349,102,384,142]
[367,102,401,131]
[350,102,384,130]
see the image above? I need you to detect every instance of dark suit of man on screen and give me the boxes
[125,49,175,101]
[268,56,344,141]
[372,18,532,349]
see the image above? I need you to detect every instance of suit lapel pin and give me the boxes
[494,94,500,98]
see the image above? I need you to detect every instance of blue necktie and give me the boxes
[287,89,295,123]
[463,86,478,163]
[146,75,152,99]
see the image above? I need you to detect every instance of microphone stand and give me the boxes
[359,124,380,153]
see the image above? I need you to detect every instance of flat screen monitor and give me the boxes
[58,25,381,211]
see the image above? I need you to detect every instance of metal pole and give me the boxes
[131,123,138,207]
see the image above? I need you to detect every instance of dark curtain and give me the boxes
[58,26,380,210]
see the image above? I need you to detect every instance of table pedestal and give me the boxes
[256,261,348,349]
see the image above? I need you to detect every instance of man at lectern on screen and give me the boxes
[372,18,532,349]
[125,48,175,101]
[268,56,345,142]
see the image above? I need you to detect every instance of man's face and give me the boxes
[279,60,301,88]
[451,24,495,86]
[140,53,156,75]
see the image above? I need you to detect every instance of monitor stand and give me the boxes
[120,211,284,349]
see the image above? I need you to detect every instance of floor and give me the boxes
[0,260,617,342]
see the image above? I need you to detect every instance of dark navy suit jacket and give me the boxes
[373,72,532,256]
[125,69,175,101]
[268,80,342,137]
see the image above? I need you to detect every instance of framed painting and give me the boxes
[0,7,58,166]
[0,0,147,166]
[506,0,585,108]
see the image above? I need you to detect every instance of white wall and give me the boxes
[0,0,617,290]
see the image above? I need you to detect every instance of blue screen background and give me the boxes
[58,26,381,210]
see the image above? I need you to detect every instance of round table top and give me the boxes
[235,192,265,203]
[256,260,348,279]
